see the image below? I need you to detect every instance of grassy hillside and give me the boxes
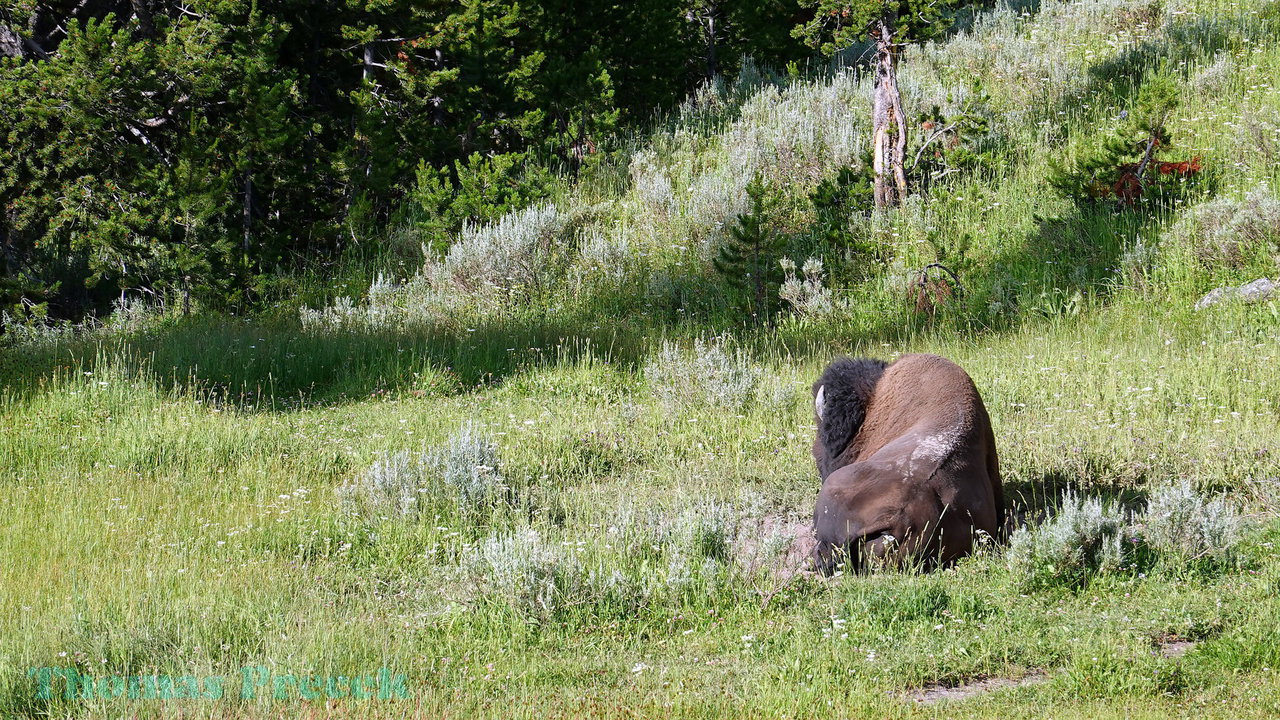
[3,0,1280,717]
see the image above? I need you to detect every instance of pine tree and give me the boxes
[1049,72,1202,209]
[714,175,785,320]
[0,0,815,316]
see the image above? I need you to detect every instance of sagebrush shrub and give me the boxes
[578,227,635,281]
[337,423,505,522]
[435,202,566,292]
[1006,485,1245,588]
[643,338,760,410]
[3,294,172,347]
[465,529,586,617]
[463,504,743,620]
[671,500,740,561]
[630,149,676,216]
[336,449,428,520]
[300,203,568,330]
[1172,187,1280,270]
[426,423,506,516]
[1006,492,1129,590]
[299,274,403,332]
[607,500,741,558]
[1,308,77,346]
[754,372,803,413]
[1141,481,1241,566]
[779,257,835,317]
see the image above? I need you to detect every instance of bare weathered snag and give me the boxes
[871,17,909,207]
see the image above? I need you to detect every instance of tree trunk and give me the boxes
[304,0,321,176]
[129,0,155,39]
[705,8,718,80]
[0,25,24,59]
[242,155,254,259]
[0,216,11,281]
[871,17,908,208]
[753,255,765,322]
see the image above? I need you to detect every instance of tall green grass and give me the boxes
[4,0,1280,716]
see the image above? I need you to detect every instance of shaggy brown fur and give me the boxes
[810,353,1003,573]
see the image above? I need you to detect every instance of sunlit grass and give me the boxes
[4,0,1280,716]
[4,298,1280,717]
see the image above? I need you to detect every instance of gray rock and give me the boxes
[1195,286,1237,311]
[1195,277,1276,311]
[1239,277,1276,303]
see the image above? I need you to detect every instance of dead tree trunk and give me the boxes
[0,25,24,58]
[129,0,155,39]
[704,7,718,80]
[871,16,908,208]
[242,153,254,259]
[686,2,721,81]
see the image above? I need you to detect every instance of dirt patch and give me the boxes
[906,673,1047,705]
[769,516,817,576]
[1155,637,1198,658]
[736,515,816,581]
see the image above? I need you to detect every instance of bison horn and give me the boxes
[815,385,826,421]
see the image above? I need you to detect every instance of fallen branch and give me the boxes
[908,121,959,173]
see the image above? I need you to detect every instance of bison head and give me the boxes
[811,357,888,480]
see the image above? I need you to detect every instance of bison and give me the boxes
[810,353,1003,573]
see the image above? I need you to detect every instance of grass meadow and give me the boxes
[4,303,1280,718]
[4,0,1280,716]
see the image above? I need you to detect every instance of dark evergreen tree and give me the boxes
[683,0,809,82]
[0,0,817,317]
[809,161,882,280]
[1049,72,1202,209]
[714,175,785,320]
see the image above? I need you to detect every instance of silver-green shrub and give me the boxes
[336,449,428,521]
[300,203,567,329]
[1172,187,1280,270]
[753,371,803,414]
[465,529,586,617]
[338,423,504,522]
[299,273,404,332]
[1006,491,1128,589]
[462,527,657,619]
[459,497,797,618]
[1141,482,1241,565]
[0,311,76,346]
[643,338,760,411]
[434,202,566,293]
[779,257,834,317]
[671,500,740,561]
[426,423,506,515]
[3,294,170,347]
[606,500,740,557]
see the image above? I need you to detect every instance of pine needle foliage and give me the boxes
[1049,71,1205,209]
[713,174,785,320]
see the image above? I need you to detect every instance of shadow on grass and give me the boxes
[0,309,667,410]
[1004,467,1151,525]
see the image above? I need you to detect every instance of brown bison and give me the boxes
[810,354,1003,573]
